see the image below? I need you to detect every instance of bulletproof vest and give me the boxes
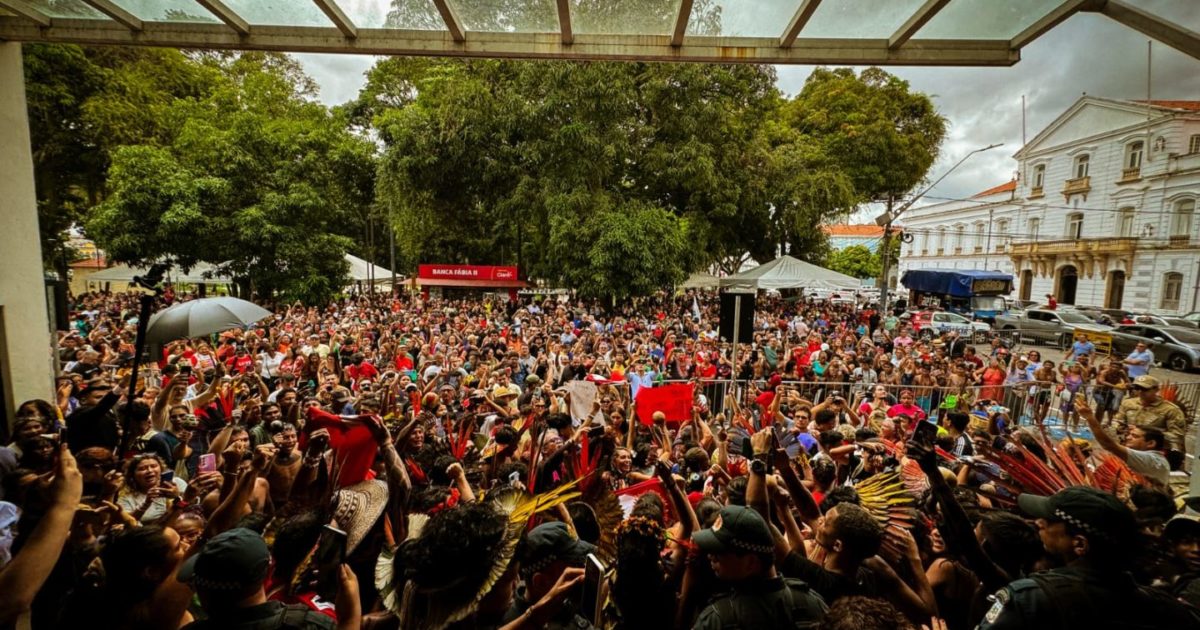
[1030,571,1200,629]
[708,578,828,629]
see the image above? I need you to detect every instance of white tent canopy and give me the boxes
[680,271,720,290]
[345,254,397,285]
[85,261,231,285]
[718,255,860,292]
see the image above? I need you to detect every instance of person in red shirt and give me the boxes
[225,346,254,374]
[345,352,379,387]
[1045,293,1057,310]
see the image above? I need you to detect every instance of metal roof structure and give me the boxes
[0,0,1195,66]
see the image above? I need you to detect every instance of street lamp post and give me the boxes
[877,142,1002,313]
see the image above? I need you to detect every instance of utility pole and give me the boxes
[389,220,397,294]
[878,196,896,311]
[876,142,1003,313]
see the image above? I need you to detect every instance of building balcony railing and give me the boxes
[1168,235,1192,248]
[936,248,944,255]
[994,243,1006,253]
[920,249,928,256]
[1063,176,1090,196]
[1007,237,1139,256]
[1029,185,1044,198]
[1118,167,1141,183]
[953,246,963,254]
[973,246,983,253]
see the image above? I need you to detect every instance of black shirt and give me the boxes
[778,549,880,605]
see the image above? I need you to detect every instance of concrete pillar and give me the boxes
[0,42,54,418]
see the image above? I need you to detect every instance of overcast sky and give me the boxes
[293,0,1200,208]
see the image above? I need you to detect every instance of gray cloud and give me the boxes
[293,0,1200,206]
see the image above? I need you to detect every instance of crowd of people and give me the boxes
[1,287,1198,629]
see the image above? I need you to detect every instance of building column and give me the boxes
[0,42,53,419]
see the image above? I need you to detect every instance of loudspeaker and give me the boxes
[718,292,755,344]
[45,276,69,331]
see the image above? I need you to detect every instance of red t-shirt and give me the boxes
[347,361,379,383]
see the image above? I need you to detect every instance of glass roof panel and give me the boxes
[215,0,335,27]
[802,0,930,39]
[454,0,558,33]
[113,0,219,23]
[919,0,1064,39]
[686,0,795,38]
[570,0,683,36]
[26,0,105,19]
[379,0,462,30]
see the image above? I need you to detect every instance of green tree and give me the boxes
[825,244,881,280]
[784,67,947,202]
[87,53,372,302]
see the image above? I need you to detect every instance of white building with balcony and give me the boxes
[898,96,1200,314]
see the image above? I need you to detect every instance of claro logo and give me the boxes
[494,268,515,279]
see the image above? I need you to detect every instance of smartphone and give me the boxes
[311,525,348,602]
[198,453,217,474]
[161,470,175,484]
[912,420,939,448]
[580,553,605,626]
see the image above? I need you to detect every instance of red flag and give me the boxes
[634,383,694,426]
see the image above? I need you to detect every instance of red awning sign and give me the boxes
[415,264,526,288]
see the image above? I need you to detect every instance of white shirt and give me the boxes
[1124,448,1170,487]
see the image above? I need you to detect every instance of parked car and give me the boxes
[1110,324,1200,372]
[1131,314,1199,329]
[909,310,992,343]
[993,308,1113,349]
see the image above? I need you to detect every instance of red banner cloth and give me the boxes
[300,407,379,487]
[634,383,694,426]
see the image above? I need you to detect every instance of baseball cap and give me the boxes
[1164,513,1200,541]
[692,505,774,555]
[518,522,595,576]
[524,374,542,385]
[177,528,270,591]
[1130,375,1160,390]
[1017,486,1136,545]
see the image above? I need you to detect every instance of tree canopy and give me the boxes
[26,40,945,302]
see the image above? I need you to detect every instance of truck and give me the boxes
[993,308,1114,349]
[899,269,1013,323]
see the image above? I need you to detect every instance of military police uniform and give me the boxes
[1116,375,1187,454]
[980,487,1200,630]
[692,504,827,629]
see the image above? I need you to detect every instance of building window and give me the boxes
[1118,207,1135,237]
[1073,154,1089,179]
[1171,199,1195,240]
[953,224,965,253]
[1123,141,1142,177]
[1161,272,1183,311]
[1028,217,1040,241]
[1032,164,1045,193]
[974,222,985,252]
[1190,134,1200,154]
[936,227,946,254]
[1067,213,1084,239]
[995,219,1009,251]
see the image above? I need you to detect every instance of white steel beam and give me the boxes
[556,0,571,45]
[1097,0,1200,61]
[780,0,823,48]
[193,0,249,36]
[0,18,1021,66]
[432,0,464,43]
[0,0,50,27]
[889,0,950,50]
[1010,0,1087,50]
[311,0,356,39]
[672,0,694,47]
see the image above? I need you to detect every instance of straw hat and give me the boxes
[332,479,388,555]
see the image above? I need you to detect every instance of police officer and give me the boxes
[502,521,597,629]
[692,504,827,629]
[979,486,1200,629]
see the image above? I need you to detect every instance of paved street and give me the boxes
[978,341,1200,384]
